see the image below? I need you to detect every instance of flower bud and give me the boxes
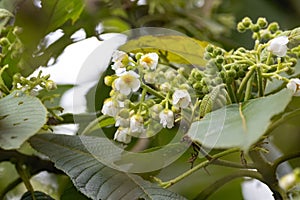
[268,22,280,32]
[135,52,143,60]
[160,82,171,92]
[237,22,246,32]
[257,17,268,28]
[0,38,10,46]
[45,80,57,90]
[104,75,114,86]
[242,17,252,28]
[205,45,214,53]
[250,24,260,32]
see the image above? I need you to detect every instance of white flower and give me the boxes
[140,53,159,70]
[101,98,120,117]
[172,89,191,108]
[111,50,128,74]
[129,114,145,136]
[159,109,174,129]
[112,50,127,62]
[114,71,141,95]
[267,36,289,57]
[287,78,300,96]
[114,128,132,144]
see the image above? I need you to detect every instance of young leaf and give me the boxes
[120,35,208,66]
[187,89,293,152]
[0,91,47,150]
[43,0,85,33]
[29,134,187,200]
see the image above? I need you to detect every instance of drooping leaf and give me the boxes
[187,89,293,151]
[120,35,208,66]
[0,91,47,150]
[21,191,54,200]
[29,134,187,200]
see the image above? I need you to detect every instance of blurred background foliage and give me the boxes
[0,0,300,199]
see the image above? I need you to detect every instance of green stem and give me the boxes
[141,82,165,99]
[237,68,255,101]
[256,67,264,96]
[226,82,238,103]
[244,73,254,101]
[159,148,241,188]
[194,170,264,200]
[15,162,36,200]
[266,52,273,65]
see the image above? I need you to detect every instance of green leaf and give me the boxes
[21,191,54,200]
[0,91,47,150]
[120,35,208,66]
[43,0,85,33]
[187,89,293,151]
[29,134,187,200]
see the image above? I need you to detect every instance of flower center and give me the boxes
[142,56,153,64]
[122,74,133,84]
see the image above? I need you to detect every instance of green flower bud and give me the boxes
[227,69,236,78]
[257,17,268,28]
[205,45,214,53]
[13,27,22,35]
[191,68,203,80]
[237,70,246,78]
[250,24,260,32]
[201,77,211,86]
[135,52,143,60]
[13,73,21,82]
[216,55,224,64]
[104,75,114,86]
[202,86,209,94]
[214,48,224,56]
[213,77,223,85]
[242,17,252,28]
[0,38,10,46]
[193,82,203,90]
[237,22,246,32]
[203,52,212,60]
[45,80,57,91]
[268,22,280,32]
[118,108,130,118]
[286,67,295,76]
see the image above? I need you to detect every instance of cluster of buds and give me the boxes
[11,70,57,95]
[102,51,193,143]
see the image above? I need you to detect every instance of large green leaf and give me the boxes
[0,91,47,150]
[187,89,293,151]
[29,134,187,200]
[120,35,208,66]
